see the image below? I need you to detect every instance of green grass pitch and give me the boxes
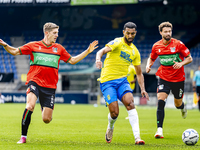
[0,103,200,150]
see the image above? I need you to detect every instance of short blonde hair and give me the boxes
[158,22,172,32]
[43,22,59,33]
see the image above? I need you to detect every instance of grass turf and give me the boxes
[0,103,200,150]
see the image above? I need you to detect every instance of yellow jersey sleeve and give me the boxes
[106,39,120,51]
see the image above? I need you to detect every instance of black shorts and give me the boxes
[27,81,56,109]
[157,78,184,99]
[196,86,200,96]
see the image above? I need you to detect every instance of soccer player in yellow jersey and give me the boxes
[96,22,149,145]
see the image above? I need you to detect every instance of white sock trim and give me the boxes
[21,135,27,139]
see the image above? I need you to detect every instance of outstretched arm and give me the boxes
[134,65,149,101]
[0,39,20,56]
[95,46,112,69]
[68,40,98,65]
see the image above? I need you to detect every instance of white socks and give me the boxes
[107,113,117,129]
[128,109,140,139]
[107,109,140,139]
[21,135,27,139]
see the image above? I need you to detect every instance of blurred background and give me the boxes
[0,0,200,108]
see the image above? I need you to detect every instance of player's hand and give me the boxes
[173,61,183,69]
[0,39,7,47]
[96,60,102,69]
[146,65,151,73]
[141,90,150,101]
[87,40,99,53]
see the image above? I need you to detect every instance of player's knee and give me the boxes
[175,103,180,108]
[26,105,35,112]
[43,117,52,124]
[175,102,184,109]
[157,100,166,109]
[110,112,118,119]
[126,102,135,110]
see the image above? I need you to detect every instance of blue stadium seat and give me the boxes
[14,73,18,79]
[3,50,7,55]
[5,65,11,73]
[0,68,5,73]
[0,65,4,70]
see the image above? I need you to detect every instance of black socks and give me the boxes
[157,100,166,128]
[21,108,33,136]
[176,102,184,109]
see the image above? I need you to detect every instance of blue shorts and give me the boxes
[100,77,132,106]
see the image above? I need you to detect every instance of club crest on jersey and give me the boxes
[170,47,176,52]
[52,47,58,52]
[39,46,41,50]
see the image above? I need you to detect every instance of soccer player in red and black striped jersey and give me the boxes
[146,22,193,139]
[0,22,98,144]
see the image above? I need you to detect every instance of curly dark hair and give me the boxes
[158,22,172,32]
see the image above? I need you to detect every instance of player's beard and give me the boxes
[124,37,134,44]
[163,35,171,41]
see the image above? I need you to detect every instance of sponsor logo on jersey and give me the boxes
[31,52,60,68]
[160,57,176,64]
[35,56,57,63]
[120,51,132,63]
[159,53,182,66]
